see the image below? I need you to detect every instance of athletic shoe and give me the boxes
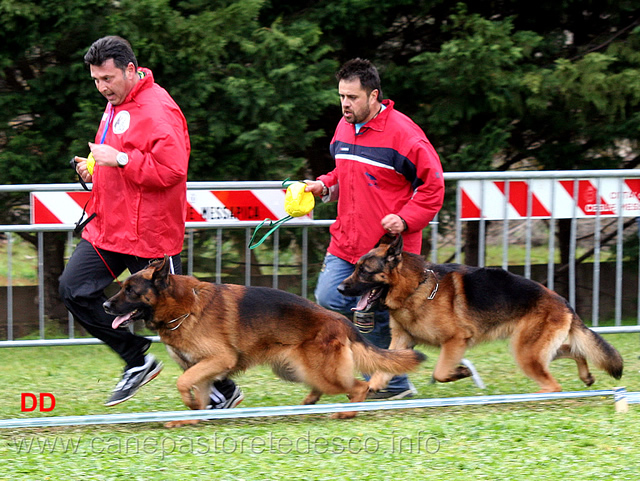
[104,354,163,406]
[207,384,244,409]
[367,382,417,400]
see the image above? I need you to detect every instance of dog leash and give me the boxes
[91,244,122,287]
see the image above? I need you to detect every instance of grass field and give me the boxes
[1,333,639,480]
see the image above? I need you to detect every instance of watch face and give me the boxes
[117,153,128,166]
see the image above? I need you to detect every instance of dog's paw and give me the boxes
[582,373,595,387]
[330,411,357,420]
[454,365,473,379]
[164,419,200,428]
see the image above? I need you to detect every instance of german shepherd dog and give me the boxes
[103,256,425,427]
[338,234,623,394]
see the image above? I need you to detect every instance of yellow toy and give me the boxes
[249,180,315,249]
[86,152,95,175]
[283,181,315,217]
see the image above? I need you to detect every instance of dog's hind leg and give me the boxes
[515,357,562,393]
[432,336,472,383]
[553,344,594,386]
[303,388,323,405]
[298,342,366,419]
[511,316,564,393]
[332,379,369,420]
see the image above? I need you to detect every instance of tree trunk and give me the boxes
[554,218,572,299]
[42,232,68,321]
[464,221,480,266]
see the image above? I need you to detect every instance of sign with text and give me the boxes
[31,189,312,225]
[460,178,640,220]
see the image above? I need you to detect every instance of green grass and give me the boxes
[1,334,639,480]
[431,243,613,266]
[0,235,38,285]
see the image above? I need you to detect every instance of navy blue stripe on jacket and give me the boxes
[330,140,424,190]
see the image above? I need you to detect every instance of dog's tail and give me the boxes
[350,335,426,376]
[568,315,623,380]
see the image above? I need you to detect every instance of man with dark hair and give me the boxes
[84,35,139,70]
[306,58,445,399]
[60,36,242,409]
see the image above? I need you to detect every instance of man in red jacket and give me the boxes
[306,58,444,399]
[59,36,242,409]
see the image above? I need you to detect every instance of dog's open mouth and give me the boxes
[352,287,385,312]
[111,310,140,329]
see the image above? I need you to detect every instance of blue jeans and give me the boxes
[314,253,411,391]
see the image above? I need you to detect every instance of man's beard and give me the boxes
[344,105,370,124]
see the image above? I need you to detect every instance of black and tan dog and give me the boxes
[338,234,623,394]
[103,256,425,427]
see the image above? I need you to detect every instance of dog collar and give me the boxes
[167,312,190,331]
[422,269,439,300]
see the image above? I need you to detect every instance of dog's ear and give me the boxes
[151,255,171,290]
[386,234,403,267]
[376,232,397,247]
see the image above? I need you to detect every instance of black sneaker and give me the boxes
[207,384,244,409]
[367,383,417,400]
[104,354,163,406]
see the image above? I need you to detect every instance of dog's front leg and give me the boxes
[368,324,413,392]
[165,345,193,371]
[176,358,233,409]
[432,336,471,383]
[165,356,236,428]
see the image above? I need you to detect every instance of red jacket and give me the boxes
[83,68,190,257]
[318,100,444,264]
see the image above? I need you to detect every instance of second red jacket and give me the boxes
[318,99,444,263]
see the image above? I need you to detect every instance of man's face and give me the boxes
[89,58,137,106]
[338,78,378,124]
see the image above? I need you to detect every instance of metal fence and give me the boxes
[3,170,640,347]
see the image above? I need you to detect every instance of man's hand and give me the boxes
[72,156,93,184]
[304,180,325,196]
[381,214,407,235]
[88,142,119,168]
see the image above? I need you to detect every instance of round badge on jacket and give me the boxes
[112,111,131,134]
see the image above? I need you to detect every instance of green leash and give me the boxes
[248,215,293,249]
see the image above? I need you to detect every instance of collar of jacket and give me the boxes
[355,98,395,134]
[122,67,154,105]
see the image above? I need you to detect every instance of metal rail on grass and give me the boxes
[0,389,630,429]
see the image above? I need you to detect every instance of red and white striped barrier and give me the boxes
[460,178,640,220]
[30,189,312,225]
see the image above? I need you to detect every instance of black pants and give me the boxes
[59,239,182,368]
[59,239,238,401]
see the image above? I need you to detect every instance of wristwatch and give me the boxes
[116,152,129,167]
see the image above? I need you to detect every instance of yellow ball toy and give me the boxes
[284,181,315,217]
[86,153,95,175]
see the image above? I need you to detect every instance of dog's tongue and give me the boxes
[112,313,132,329]
[352,294,370,312]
